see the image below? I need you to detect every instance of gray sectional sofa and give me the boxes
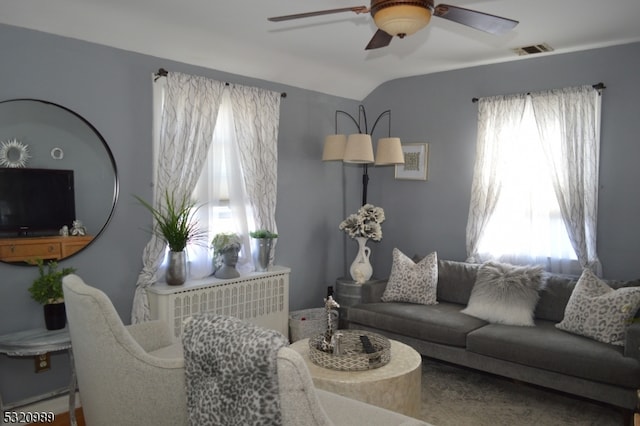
[343,259,640,414]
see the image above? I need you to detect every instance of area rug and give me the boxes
[418,357,623,426]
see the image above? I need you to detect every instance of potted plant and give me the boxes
[211,232,242,279]
[28,259,76,330]
[135,190,205,285]
[249,229,278,272]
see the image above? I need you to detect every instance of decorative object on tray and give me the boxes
[249,229,278,272]
[339,203,385,283]
[309,330,391,371]
[212,232,242,279]
[28,258,76,330]
[0,138,30,168]
[317,295,340,353]
[135,191,205,286]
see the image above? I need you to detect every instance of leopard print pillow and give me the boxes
[381,249,438,305]
[556,268,640,345]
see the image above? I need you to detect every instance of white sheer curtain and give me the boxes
[466,85,602,274]
[531,86,602,274]
[131,72,224,323]
[229,85,281,264]
[466,94,527,263]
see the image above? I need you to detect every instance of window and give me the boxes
[467,86,601,274]
[152,85,254,279]
[192,90,255,239]
[475,98,577,266]
[135,72,280,323]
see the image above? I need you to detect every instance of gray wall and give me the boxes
[361,42,640,282]
[0,23,355,404]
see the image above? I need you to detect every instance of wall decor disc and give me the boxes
[0,138,31,168]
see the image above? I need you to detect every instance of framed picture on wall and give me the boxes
[395,143,429,181]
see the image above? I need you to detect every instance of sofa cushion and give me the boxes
[556,268,640,345]
[533,273,579,322]
[347,301,487,348]
[436,259,479,305]
[382,249,438,305]
[466,320,640,388]
[461,262,544,326]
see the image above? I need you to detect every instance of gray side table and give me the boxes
[335,278,387,328]
[0,328,77,426]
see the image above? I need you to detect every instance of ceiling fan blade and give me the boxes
[365,29,393,50]
[268,6,368,22]
[433,4,518,35]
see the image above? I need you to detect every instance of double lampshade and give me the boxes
[322,134,404,165]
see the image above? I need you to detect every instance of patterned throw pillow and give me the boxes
[381,249,438,305]
[556,268,640,345]
[461,261,544,326]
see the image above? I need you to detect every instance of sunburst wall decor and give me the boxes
[0,138,31,168]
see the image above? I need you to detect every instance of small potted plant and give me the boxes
[212,232,242,279]
[135,190,205,285]
[28,259,76,330]
[249,229,278,272]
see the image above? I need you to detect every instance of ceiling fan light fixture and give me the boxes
[372,3,432,37]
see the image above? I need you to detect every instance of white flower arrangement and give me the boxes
[339,204,385,241]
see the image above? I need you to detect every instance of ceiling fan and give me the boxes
[268,0,518,50]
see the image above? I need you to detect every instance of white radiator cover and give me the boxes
[147,266,290,341]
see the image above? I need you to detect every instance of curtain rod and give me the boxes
[471,82,606,103]
[154,68,287,98]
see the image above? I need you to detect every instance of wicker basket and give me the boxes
[289,308,338,342]
[308,330,391,371]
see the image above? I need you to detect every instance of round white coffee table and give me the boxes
[290,334,422,418]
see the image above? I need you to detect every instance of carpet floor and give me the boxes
[418,357,624,426]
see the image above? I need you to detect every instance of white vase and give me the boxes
[349,237,373,284]
[166,250,187,286]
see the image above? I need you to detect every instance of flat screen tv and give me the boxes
[0,168,76,238]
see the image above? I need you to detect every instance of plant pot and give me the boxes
[44,302,66,330]
[251,238,274,272]
[166,250,187,286]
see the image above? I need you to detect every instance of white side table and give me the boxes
[290,337,422,418]
[0,328,77,426]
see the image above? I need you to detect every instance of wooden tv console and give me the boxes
[0,235,93,262]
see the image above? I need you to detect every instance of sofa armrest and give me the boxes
[624,321,640,360]
[361,280,388,303]
[126,320,175,352]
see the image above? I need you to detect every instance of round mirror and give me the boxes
[0,99,118,264]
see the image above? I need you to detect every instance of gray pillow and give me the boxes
[556,268,640,345]
[437,259,480,305]
[461,261,544,326]
[381,249,438,305]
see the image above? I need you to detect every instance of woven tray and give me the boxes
[308,330,391,371]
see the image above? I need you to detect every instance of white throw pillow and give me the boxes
[461,261,543,326]
[381,249,438,305]
[556,268,640,345]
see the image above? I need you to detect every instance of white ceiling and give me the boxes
[2,0,640,99]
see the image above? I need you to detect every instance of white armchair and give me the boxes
[62,274,429,426]
[62,274,187,426]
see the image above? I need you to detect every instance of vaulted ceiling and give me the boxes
[2,0,640,99]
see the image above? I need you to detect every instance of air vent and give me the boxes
[512,43,554,56]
